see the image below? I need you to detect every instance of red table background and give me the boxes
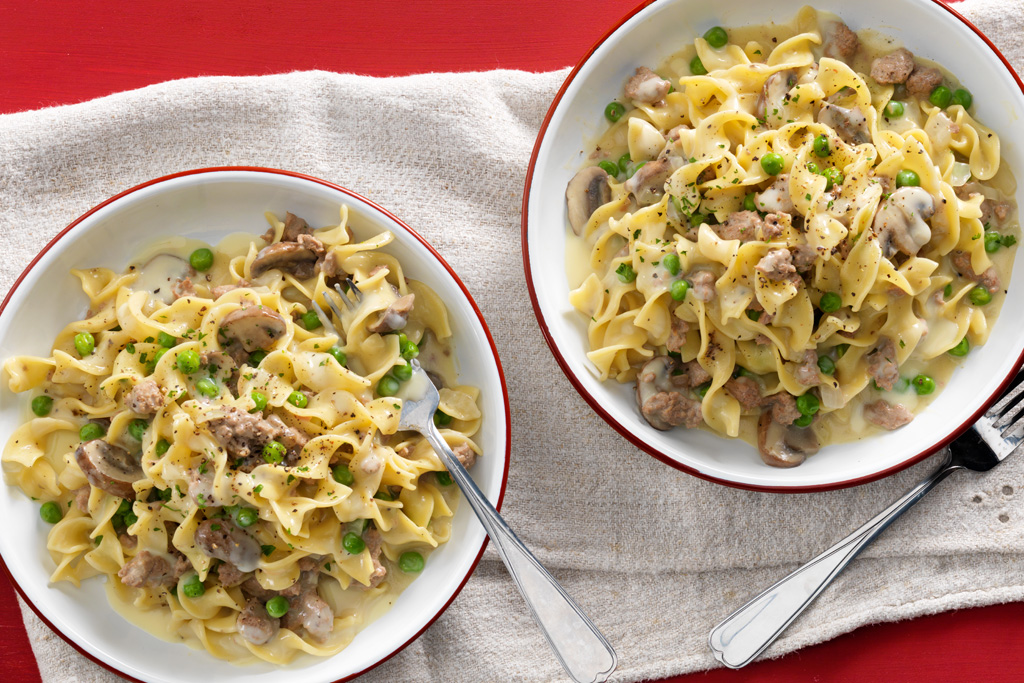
[1,0,1023,681]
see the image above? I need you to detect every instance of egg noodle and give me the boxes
[567,7,1017,465]
[3,207,482,662]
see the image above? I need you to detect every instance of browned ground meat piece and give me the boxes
[689,270,716,302]
[624,66,670,104]
[74,485,90,513]
[118,550,175,588]
[321,250,343,279]
[763,393,800,425]
[760,213,787,241]
[368,294,416,334]
[195,519,261,572]
[281,590,334,642]
[715,211,764,241]
[666,316,689,353]
[951,250,1001,293]
[216,561,248,587]
[451,442,477,469]
[870,48,915,84]
[755,249,797,282]
[906,66,943,99]
[280,556,321,598]
[725,376,762,411]
[237,598,279,645]
[241,576,277,601]
[790,245,819,272]
[119,533,138,551]
[823,21,860,62]
[683,360,711,386]
[172,277,197,300]
[866,337,900,391]
[794,350,820,386]
[125,379,165,415]
[863,400,915,430]
[263,414,309,464]
[281,212,313,243]
[755,334,772,346]
[364,527,387,589]
[210,280,250,299]
[641,391,704,429]
[206,406,277,462]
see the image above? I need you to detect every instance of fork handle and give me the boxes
[420,426,617,683]
[708,448,960,669]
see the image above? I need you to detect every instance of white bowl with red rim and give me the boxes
[522,0,1024,491]
[0,167,510,681]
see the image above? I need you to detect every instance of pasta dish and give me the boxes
[2,208,482,662]
[565,7,1018,467]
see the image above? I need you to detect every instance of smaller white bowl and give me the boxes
[0,168,510,682]
[523,0,1024,491]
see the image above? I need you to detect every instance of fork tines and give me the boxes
[988,371,1024,437]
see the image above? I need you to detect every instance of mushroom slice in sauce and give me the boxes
[872,187,935,258]
[131,254,193,305]
[757,411,819,468]
[367,293,415,334]
[566,166,611,236]
[74,440,143,500]
[219,305,287,352]
[250,235,325,279]
[817,102,870,146]
[195,519,262,572]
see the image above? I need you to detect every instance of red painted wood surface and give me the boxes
[2,1,1022,682]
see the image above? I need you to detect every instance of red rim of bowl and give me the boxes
[0,166,512,682]
[521,0,1024,493]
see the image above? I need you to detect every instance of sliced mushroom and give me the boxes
[281,211,313,242]
[250,234,325,279]
[754,175,795,214]
[566,166,611,236]
[872,187,935,258]
[219,305,287,352]
[624,155,680,207]
[131,254,194,305]
[74,440,143,500]
[367,293,415,334]
[195,519,262,572]
[817,102,870,145]
[756,70,795,128]
[757,411,819,468]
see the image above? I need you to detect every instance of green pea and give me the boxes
[374,489,394,501]
[262,440,286,464]
[617,153,632,175]
[434,410,453,427]
[796,393,820,416]
[813,134,830,158]
[984,232,1002,253]
[929,85,952,108]
[250,391,268,413]
[189,248,214,272]
[626,161,646,179]
[79,423,105,442]
[176,349,201,374]
[604,102,626,122]
[392,364,413,382]
[943,283,954,300]
[951,88,972,109]
[249,350,267,366]
[400,339,419,361]
[331,464,354,486]
[836,343,849,358]
[662,253,681,276]
[746,309,760,322]
[689,212,707,227]
[806,161,821,176]
[895,169,920,188]
[300,310,322,330]
[157,332,177,348]
[743,192,757,212]
[690,55,708,76]
[760,152,784,176]
[884,101,905,118]
[695,382,711,400]
[398,551,425,573]
[40,501,62,524]
[74,331,95,357]
[703,26,728,48]
[147,348,168,374]
[615,263,637,283]
[822,167,843,191]
[196,377,219,398]
[31,395,53,417]
[155,439,170,456]
[179,572,204,598]
[342,531,366,554]
[598,160,620,177]
[436,471,453,486]
[969,286,992,306]
[128,419,148,441]
[377,375,400,397]
[912,374,935,395]
[123,509,138,527]
[948,337,970,357]
[670,279,689,301]
[817,355,836,375]
[265,596,289,618]
[793,414,814,427]
[287,391,308,408]
[819,292,842,313]
[894,377,910,393]
[235,507,258,527]
[327,346,348,367]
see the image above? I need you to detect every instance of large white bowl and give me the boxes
[0,168,510,682]
[523,0,1024,491]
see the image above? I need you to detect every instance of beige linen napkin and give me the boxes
[2,0,1022,680]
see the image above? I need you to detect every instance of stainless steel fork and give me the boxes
[398,360,617,683]
[708,371,1024,669]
